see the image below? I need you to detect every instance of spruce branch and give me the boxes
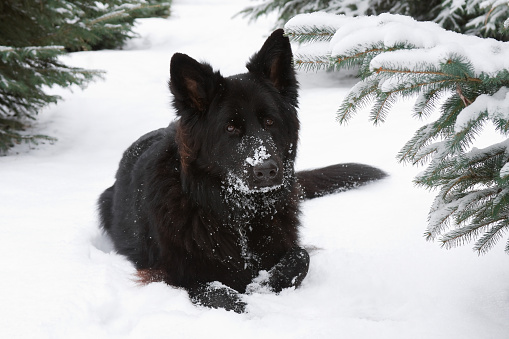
[337,76,379,124]
[412,87,444,119]
[293,54,334,72]
[456,83,473,106]
[284,26,337,43]
[0,0,171,153]
[286,12,509,253]
[473,220,508,254]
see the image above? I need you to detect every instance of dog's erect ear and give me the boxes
[169,53,223,114]
[246,29,298,106]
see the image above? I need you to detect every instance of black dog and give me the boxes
[98,29,386,313]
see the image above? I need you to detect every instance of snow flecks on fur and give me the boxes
[288,143,294,155]
[220,152,295,272]
[221,173,285,222]
[224,172,283,194]
[221,133,284,194]
[237,225,260,270]
[245,144,270,166]
[220,163,296,270]
[238,135,275,165]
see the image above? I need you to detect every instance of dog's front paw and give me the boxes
[189,282,247,313]
[248,247,310,294]
[268,247,310,292]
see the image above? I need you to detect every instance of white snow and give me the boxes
[224,172,283,195]
[1,1,509,338]
[245,145,271,166]
[455,87,509,132]
[286,12,509,74]
[501,162,509,178]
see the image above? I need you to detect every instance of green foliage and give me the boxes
[67,0,172,51]
[436,0,509,41]
[242,0,509,41]
[238,0,345,28]
[0,0,171,153]
[284,25,337,44]
[1,1,171,51]
[0,45,99,152]
[287,16,509,254]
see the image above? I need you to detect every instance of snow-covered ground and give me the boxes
[1,1,508,338]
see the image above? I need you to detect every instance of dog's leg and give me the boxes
[248,247,310,293]
[188,282,247,313]
[266,247,310,292]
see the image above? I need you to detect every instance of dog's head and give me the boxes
[169,29,299,193]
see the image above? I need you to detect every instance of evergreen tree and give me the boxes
[0,0,171,153]
[240,0,509,41]
[285,12,509,254]
[238,0,370,28]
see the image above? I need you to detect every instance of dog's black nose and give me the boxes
[253,159,279,184]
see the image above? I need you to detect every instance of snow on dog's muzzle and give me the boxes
[225,135,285,193]
[246,143,283,189]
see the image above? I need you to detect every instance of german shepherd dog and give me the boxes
[98,29,386,313]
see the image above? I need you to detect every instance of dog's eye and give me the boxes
[264,118,274,127]
[226,124,236,133]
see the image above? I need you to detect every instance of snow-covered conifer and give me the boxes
[285,12,509,254]
[0,0,171,153]
[241,0,508,41]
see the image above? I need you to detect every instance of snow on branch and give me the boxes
[285,12,509,254]
[286,12,509,74]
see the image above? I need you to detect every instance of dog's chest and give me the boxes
[224,212,280,271]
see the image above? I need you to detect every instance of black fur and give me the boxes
[297,163,387,199]
[98,29,386,313]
